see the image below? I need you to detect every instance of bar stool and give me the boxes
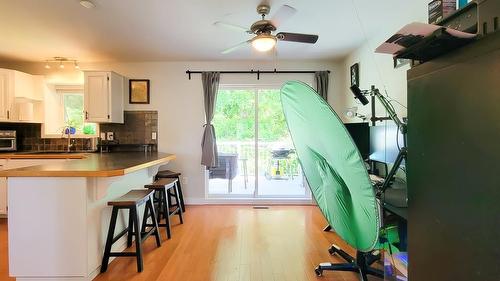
[155,170,186,212]
[101,189,161,273]
[145,178,184,239]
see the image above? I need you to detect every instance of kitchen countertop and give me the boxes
[0,152,176,177]
[0,152,88,159]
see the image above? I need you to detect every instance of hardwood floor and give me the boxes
[0,206,383,281]
[0,218,14,281]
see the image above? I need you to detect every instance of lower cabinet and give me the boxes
[0,159,69,216]
[0,177,6,215]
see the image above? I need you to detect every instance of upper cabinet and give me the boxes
[0,70,13,121]
[84,71,125,123]
[0,68,44,122]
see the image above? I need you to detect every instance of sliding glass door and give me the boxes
[208,86,309,199]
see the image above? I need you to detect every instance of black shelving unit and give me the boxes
[407,31,500,281]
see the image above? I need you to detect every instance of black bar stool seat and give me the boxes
[155,170,186,212]
[145,178,184,239]
[101,189,161,273]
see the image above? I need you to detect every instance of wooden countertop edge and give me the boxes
[0,154,176,177]
[0,154,87,159]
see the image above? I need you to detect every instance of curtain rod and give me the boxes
[185,69,330,80]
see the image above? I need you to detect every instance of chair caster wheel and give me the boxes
[328,244,340,256]
[328,247,336,256]
[314,267,323,277]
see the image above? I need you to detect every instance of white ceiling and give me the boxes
[0,0,426,62]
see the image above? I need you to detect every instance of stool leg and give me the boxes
[176,176,186,212]
[132,205,143,272]
[147,196,162,247]
[141,201,150,234]
[127,209,134,248]
[101,207,119,273]
[156,190,165,220]
[175,182,184,224]
[167,187,173,209]
[162,189,172,239]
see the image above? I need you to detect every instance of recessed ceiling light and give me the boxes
[79,0,96,9]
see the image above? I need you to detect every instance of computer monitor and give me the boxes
[344,122,370,160]
[369,123,405,166]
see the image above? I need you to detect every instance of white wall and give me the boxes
[340,0,430,121]
[0,59,342,203]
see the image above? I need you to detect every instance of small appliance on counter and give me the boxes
[0,130,17,151]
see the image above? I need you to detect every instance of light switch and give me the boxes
[152,132,157,140]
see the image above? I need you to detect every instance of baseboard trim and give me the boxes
[185,197,315,205]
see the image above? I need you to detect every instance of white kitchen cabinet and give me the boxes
[84,71,125,123]
[0,69,14,121]
[0,68,44,123]
[0,177,6,216]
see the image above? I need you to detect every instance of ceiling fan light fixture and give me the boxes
[79,0,96,9]
[252,34,276,52]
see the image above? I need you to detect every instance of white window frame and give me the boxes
[205,84,312,202]
[41,85,98,138]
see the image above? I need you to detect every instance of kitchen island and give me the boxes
[0,152,176,281]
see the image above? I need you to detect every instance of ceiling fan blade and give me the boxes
[276,32,319,44]
[214,21,252,34]
[270,5,297,28]
[221,40,252,54]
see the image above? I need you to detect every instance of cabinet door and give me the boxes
[0,177,6,215]
[0,71,11,121]
[84,72,110,122]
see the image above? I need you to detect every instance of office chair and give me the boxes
[281,81,384,280]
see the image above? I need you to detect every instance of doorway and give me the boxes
[207,86,310,200]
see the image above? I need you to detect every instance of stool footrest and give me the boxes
[109,252,137,257]
[140,228,157,243]
[111,228,130,244]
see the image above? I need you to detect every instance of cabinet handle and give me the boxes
[107,114,110,119]
[85,111,88,120]
[7,110,9,119]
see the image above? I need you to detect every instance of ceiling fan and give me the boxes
[214,3,319,54]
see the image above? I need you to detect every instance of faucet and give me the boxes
[62,126,74,152]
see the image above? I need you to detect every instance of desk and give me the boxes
[384,203,407,221]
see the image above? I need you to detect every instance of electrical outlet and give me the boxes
[107,132,114,141]
[182,177,188,185]
[152,132,157,140]
[100,132,106,140]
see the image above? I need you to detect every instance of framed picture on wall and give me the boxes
[129,79,150,104]
[350,63,360,86]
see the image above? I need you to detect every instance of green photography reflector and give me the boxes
[281,81,380,252]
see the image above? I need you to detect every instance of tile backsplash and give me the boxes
[0,123,95,152]
[99,111,158,151]
[0,111,158,152]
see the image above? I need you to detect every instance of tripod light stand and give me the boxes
[350,85,407,194]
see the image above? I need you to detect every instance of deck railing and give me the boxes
[217,140,299,177]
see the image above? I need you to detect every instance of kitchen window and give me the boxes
[62,93,96,135]
[42,84,98,138]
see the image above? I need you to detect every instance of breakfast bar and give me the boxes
[0,152,176,281]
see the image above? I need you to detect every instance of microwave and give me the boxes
[0,130,17,151]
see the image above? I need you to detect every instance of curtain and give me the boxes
[315,71,329,101]
[201,72,220,168]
